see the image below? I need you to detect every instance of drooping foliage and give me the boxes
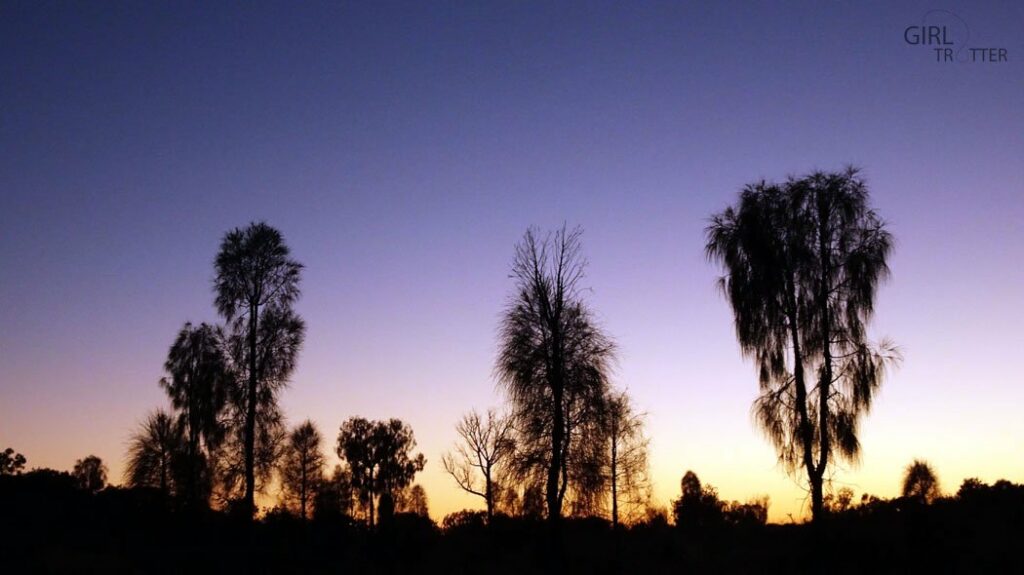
[160,321,229,506]
[497,225,616,523]
[706,168,899,519]
[124,410,185,497]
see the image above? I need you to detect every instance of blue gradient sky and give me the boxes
[2,1,1022,520]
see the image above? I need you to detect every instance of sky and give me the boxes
[1,1,1022,522]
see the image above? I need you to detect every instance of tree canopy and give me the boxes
[706,168,899,520]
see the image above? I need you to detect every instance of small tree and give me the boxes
[313,464,357,521]
[672,471,724,530]
[824,486,855,513]
[73,455,107,493]
[604,391,650,528]
[902,459,940,504]
[124,410,184,496]
[280,420,325,519]
[336,417,426,528]
[723,496,769,527]
[400,484,429,517]
[160,321,229,507]
[0,448,27,475]
[442,409,515,522]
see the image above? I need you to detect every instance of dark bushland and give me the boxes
[3,471,1022,573]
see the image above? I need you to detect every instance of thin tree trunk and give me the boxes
[160,457,167,497]
[244,302,258,516]
[485,469,494,523]
[548,382,564,523]
[368,469,376,529]
[611,433,619,529]
[812,193,833,521]
[786,277,818,521]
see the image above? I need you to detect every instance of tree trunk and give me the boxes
[301,463,307,520]
[160,458,167,497]
[811,475,824,520]
[484,470,494,523]
[547,382,564,524]
[368,469,376,529]
[786,277,818,522]
[810,192,834,523]
[611,434,619,529]
[243,303,258,516]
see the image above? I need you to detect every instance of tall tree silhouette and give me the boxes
[706,168,899,521]
[280,419,324,520]
[160,322,229,506]
[125,410,184,497]
[497,226,616,524]
[442,409,515,522]
[73,455,107,493]
[336,417,426,528]
[214,222,305,515]
[902,459,941,503]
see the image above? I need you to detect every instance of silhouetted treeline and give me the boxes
[2,468,1022,573]
[8,171,1024,571]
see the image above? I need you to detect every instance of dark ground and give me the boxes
[4,472,1022,574]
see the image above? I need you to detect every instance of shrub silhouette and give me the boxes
[902,459,941,503]
[72,455,107,493]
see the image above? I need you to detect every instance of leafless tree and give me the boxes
[442,409,515,522]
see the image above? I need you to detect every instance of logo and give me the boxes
[904,10,1008,63]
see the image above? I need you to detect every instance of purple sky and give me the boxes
[2,1,1022,520]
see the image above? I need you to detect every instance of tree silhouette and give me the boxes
[824,486,855,513]
[313,464,357,521]
[672,471,724,530]
[125,410,184,497]
[723,496,769,527]
[280,419,324,520]
[72,455,107,493]
[442,408,515,523]
[0,448,26,475]
[160,322,229,507]
[336,417,426,528]
[398,484,430,517]
[603,391,650,528]
[902,459,940,504]
[497,225,616,524]
[706,168,899,521]
[214,221,305,516]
